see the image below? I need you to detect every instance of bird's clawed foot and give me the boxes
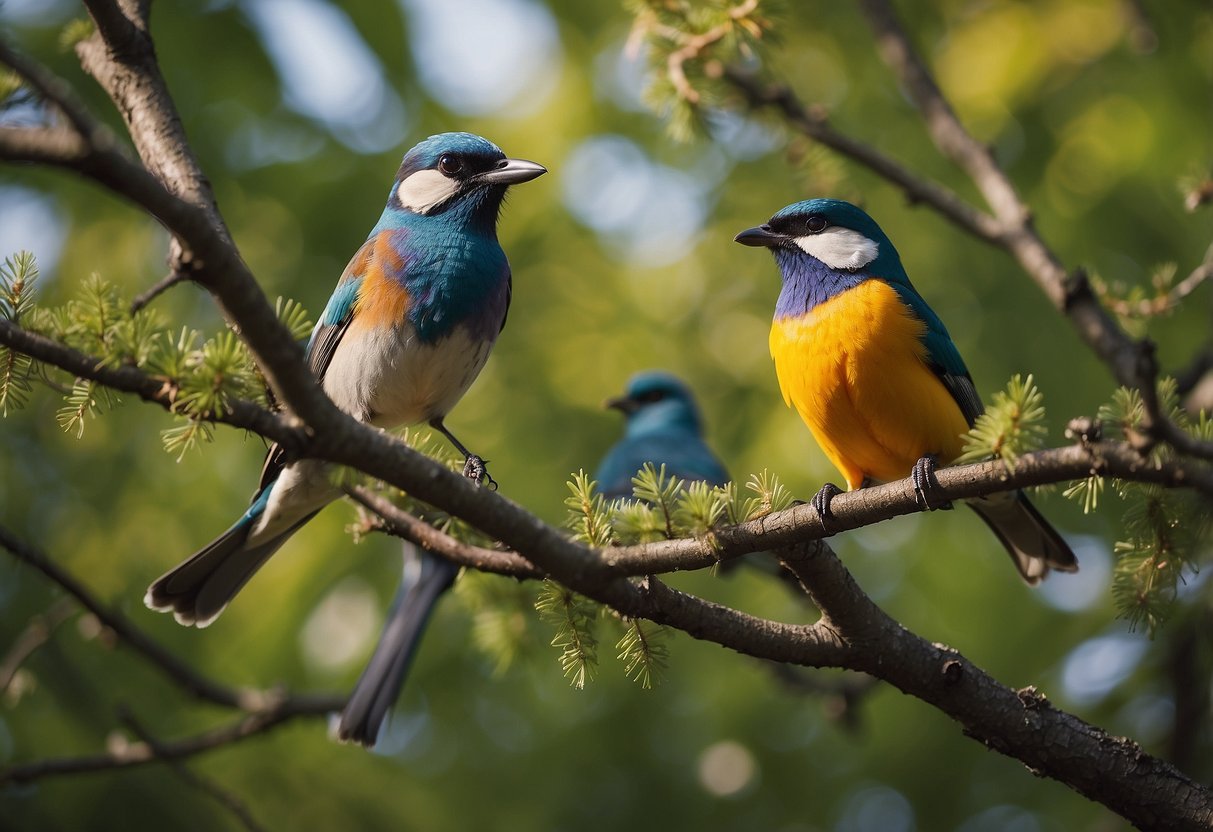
[462,455,498,490]
[810,482,843,530]
[910,455,951,511]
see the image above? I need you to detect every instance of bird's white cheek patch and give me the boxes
[395,169,460,214]
[793,227,879,270]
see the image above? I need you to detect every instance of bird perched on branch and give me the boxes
[735,198,1077,583]
[595,371,730,498]
[145,133,545,631]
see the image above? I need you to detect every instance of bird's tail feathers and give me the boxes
[336,543,459,747]
[966,491,1078,585]
[145,506,317,628]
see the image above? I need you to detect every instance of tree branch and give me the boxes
[1,698,330,785]
[0,523,342,714]
[121,710,268,832]
[722,67,1003,242]
[0,319,304,452]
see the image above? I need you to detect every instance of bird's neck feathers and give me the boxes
[771,231,909,320]
[772,251,868,319]
[366,192,509,344]
[626,401,703,440]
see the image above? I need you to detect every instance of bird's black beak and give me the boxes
[605,395,639,415]
[733,224,786,248]
[477,158,548,186]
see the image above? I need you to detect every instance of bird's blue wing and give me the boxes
[889,281,985,426]
[259,239,374,492]
[307,239,375,383]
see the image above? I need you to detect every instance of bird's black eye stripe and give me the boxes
[634,390,666,404]
[806,215,828,234]
[437,153,463,176]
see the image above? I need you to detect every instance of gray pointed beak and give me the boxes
[477,157,547,186]
[734,224,786,248]
[604,395,638,415]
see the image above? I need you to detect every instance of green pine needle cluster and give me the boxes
[1071,378,1212,633]
[535,579,599,690]
[565,470,616,546]
[1090,263,1183,335]
[0,250,316,457]
[616,619,670,689]
[540,465,792,687]
[626,0,773,141]
[1,252,39,416]
[959,373,1048,470]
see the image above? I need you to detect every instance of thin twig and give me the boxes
[121,710,268,832]
[0,597,76,694]
[0,523,341,713]
[1,697,332,785]
[1102,245,1213,319]
[664,0,759,105]
[129,267,189,313]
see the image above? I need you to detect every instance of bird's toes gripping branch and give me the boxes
[810,482,844,531]
[462,454,498,490]
[910,455,952,512]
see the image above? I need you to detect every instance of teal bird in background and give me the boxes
[595,371,730,498]
[735,198,1077,583]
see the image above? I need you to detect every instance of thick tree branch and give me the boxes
[773,543,1213,831]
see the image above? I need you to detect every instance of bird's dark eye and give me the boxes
[437,154,463,176]
[806,215,828,234]
[635,390,666,404]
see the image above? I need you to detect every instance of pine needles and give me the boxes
[538,465,792,689]
[1081,379,1212,634]
[0,250,313,455]
[959,373,1048,470]
[0,252,38,416]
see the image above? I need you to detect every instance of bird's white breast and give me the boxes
[322,322,496,428]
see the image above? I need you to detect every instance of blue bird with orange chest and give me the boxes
[144,133,545,743]
[736,198,1077,583]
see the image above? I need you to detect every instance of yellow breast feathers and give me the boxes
[769,279,970,489]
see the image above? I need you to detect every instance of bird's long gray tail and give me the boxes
[337,542,459,747]
[967,490,1078,584]
[145,494,318,628]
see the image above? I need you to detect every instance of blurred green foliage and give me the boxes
[2,1,1212,830]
